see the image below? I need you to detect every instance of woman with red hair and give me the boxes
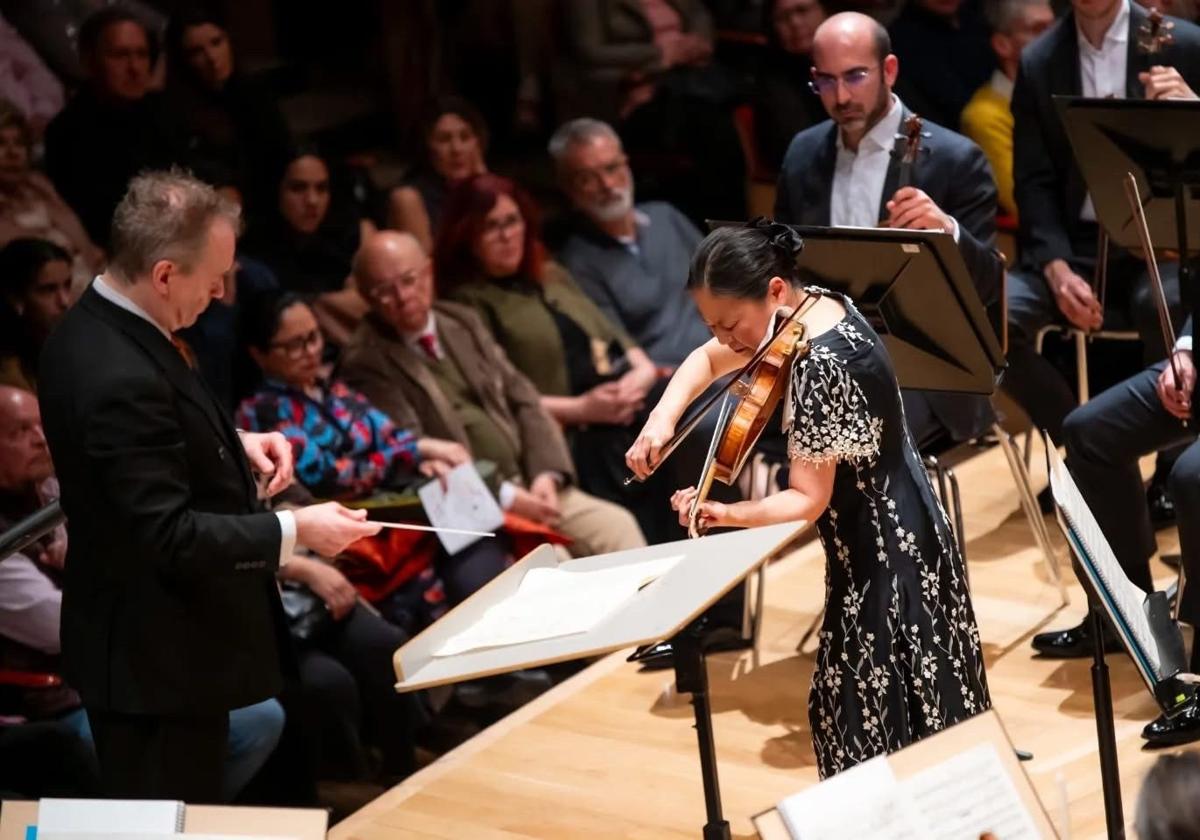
[435,173,688,542]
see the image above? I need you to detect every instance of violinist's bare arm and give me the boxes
[625,338,747,478]
[672,456,835,530]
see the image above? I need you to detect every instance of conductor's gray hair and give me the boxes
[109,168,241,284]
[547,118,623,166]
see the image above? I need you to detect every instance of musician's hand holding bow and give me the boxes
[1140,66,1198,100]
[671,486,729,531]
[626,411,677,479]
[884,187,954,235]
[1157,349,1195,419]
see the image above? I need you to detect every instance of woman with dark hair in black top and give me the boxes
[164,5,293,213]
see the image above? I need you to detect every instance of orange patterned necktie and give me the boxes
[171,334,197,370]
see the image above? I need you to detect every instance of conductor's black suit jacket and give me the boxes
[38,285,289,716]
[1012,2,1200,271]
[774,108,1003,442]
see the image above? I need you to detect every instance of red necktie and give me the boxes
[417,332,440,361]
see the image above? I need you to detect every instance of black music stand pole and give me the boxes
[1088,605,1126,839]
[672,618,731,840]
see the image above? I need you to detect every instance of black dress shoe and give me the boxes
[1031,618,1124,658]
[1143,701,1200,747]
[1148,480,1177,528]
[630,628,756,672]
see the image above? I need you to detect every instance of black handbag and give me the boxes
[279,581,335,642]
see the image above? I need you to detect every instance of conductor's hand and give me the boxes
[671,486,729,530]
[293,502,381,557]
[1045,260,1103,331]
[1140,66,1199,101]
[884,187,954,234]
[240,431,294,497]
[626,412,677,479]
[1157,350,1196,419]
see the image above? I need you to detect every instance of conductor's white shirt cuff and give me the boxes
[1177,336,1193,353]
[276,510,296,567]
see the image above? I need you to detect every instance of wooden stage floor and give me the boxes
[331,439,1192,839]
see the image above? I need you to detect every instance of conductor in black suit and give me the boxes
[775,12,1004,449]
[1004,0,1200,448]
[37,170,383,801]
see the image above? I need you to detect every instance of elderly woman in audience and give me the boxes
[164,6,292,213]
[387,97,489,255]
[234,290,507,613]
[435,173,690,543]
[241,149,377,347]
[0,238,73,392]
[753,0,828,172]
[0,101,103,294]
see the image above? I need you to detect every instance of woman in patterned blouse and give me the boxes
[236,290,465,499]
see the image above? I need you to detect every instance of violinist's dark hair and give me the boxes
[686,219,805,299]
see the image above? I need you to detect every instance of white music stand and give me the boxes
[393,522,806,840]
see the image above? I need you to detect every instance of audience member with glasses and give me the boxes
[774,11,1003,451]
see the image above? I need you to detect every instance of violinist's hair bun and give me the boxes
[746,216,805,260]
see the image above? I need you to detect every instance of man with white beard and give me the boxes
[550,119,712,370]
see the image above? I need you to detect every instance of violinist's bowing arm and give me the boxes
[672,457,835,530]
[626,338,747,478]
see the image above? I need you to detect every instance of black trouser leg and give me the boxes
[87,708,228,802]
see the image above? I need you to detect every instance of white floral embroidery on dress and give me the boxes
[787,340,883,465]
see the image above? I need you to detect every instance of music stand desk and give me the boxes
[393,522,804,692]
[751,709,1058,839]
[0,802,329,840]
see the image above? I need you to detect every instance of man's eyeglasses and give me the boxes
[270,329,322,360]
[367,261,432,306]
[809,66,875,96]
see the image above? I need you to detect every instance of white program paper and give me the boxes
[778,755,933,840]
[37,798,184,833]
[417,463,505,555]
[900,743,1041,839]
[432,554,684,657]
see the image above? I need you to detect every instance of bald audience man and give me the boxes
[340,232,646,557]
[775,12,1003,450]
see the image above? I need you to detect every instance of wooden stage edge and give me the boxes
[332,440,1195,840]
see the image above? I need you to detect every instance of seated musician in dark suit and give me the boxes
[1054,320,1200,744]
[1004,0,1200,449]
[775,11,1004,450]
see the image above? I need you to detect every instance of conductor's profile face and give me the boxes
[159,217,236,331]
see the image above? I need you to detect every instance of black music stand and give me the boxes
[1044,435,1197,839]
[1056,97,1200,401]
[708,223,1006,393]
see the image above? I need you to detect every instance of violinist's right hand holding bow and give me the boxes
[626,411,678,480]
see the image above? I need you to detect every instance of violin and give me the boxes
[894,114,928,191]
[624,295,814,537]
[1137,7,1174,56]
[685,302,814,537]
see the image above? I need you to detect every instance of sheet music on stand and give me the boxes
[1044,436,1195,715]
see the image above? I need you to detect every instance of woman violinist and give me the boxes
[625,220,990,779]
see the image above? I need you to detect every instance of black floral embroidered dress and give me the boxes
[789,289,990,779]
